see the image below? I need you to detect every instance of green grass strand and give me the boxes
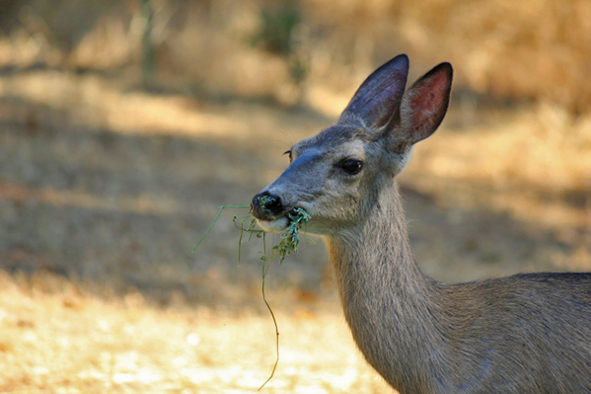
[194,205,311,391]
[192,205,249,253]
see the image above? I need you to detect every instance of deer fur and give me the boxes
[250,54,591,393]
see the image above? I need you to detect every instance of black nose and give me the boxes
[251,192,284,220]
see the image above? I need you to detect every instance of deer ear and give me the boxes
[391,62,453,148]
[338,54,409,128]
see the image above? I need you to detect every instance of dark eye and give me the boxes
[339,158,363,175]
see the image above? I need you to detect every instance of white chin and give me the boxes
[256,217,289,233]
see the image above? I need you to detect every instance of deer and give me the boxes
[250,54,591,393]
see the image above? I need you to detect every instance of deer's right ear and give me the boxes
[392,62,453,149]
[338,54,409,128]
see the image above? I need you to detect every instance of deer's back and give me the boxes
[437,272,591,393]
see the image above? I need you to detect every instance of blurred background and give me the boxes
[0,0,590,392]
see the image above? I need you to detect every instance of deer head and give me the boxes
[251,54,453,236]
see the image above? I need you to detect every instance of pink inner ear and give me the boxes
[410,73,448,127]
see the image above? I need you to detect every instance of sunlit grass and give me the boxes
[0,271,389,393]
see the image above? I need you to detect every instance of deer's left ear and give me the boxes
[338,54,409,129]
[388,62,453,150]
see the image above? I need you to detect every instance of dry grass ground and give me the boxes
[0,65,589,393]
[1,1,590,392]
[0,272,388,393]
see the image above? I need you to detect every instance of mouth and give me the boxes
[253,207,311,233]
[255,215,290,233]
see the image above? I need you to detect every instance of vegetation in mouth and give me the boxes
[271,207,312,263]
[193,206,311,264]
[193,205,311,390]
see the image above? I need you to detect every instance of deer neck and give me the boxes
[324,181,449,391]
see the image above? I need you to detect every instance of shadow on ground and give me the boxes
[1,69,589,312]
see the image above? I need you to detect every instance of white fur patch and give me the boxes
[256,216,289,233]
[398,147,413,172]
